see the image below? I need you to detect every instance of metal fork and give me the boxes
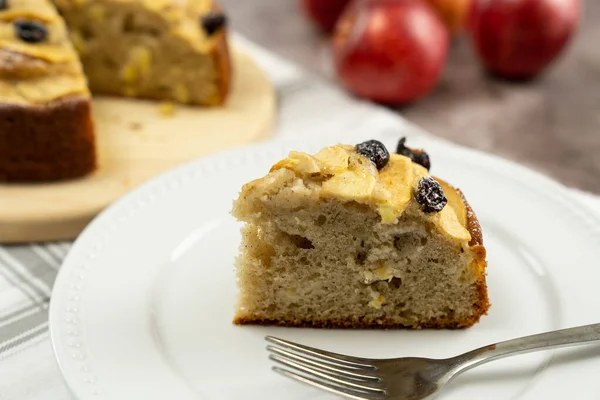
[266,323,600,400]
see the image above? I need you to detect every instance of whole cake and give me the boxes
[0,0,230,182]
[232,138,490,329]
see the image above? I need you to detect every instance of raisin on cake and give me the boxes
[54,0,231,106]
[232,138,490,329]
[0,0,96,182]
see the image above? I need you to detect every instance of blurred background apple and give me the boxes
[294,0,582,104]
[300,0,352,32]
[468,0,580,80]
[219,0,599,194]
[332,0,449,105]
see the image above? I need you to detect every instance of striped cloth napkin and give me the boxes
[1,34,599,400]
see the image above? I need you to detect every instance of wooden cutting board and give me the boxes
[0,50,276,243]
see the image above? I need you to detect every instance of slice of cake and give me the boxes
[54,0,231,106]
[232,138,489,329]
[0,0,96,182]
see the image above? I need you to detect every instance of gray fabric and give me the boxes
[0,244,58,353]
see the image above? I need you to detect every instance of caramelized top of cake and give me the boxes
[0,0,89,105]
[240,139,471,242]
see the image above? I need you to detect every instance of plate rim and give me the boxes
[49,133,600,400]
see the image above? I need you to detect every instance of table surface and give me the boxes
[221,0,600,194]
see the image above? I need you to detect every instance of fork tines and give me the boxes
[265,336,386,400]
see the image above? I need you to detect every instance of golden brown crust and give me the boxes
[455,187,490,322]
[471,249,490,321]
[0,95,96,182]
[234,311,485,329]
[456,188,484,246]
[210,2,232,105]
[212,33,231,105]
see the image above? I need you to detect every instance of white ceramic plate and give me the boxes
[50,132,600,400]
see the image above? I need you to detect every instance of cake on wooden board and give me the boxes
[232,138,490,329]
[0,0,96,182]
[0,0,231,182]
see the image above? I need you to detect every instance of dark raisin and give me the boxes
[396,137,431,171]
[416,177,447,213]
[411,151,431,170]
[356,140,390,170]
[0,0,7,10]
[201,12,227,36]
[14,19,47,43]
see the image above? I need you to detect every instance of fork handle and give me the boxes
[451,323,600,375]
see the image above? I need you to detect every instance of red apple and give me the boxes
[332,0,449,105]
[468,0,580,80]
[300,0,352,32]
